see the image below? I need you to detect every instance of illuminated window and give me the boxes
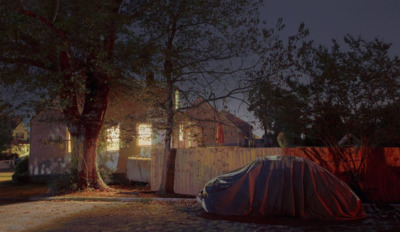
[106,125,120,151]
[66,131,71,153]
[179,124,184,141]
[175,90,179,110]
[138,124,152,146]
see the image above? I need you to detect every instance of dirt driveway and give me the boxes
[1,200,400,232]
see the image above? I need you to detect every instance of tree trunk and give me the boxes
[263,126,268,147]
[159,99,175,195]
[158,20,177,194]
[66,71,110,190]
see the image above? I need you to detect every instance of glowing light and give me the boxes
[175,90,180,110]
[66,131,71,153]
[138,124,152,146]
[106,125,120,151]
[179,124,184,141]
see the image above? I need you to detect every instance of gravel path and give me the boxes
[1,200,399,232]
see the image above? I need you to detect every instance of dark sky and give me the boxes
[261,0,400,55]
[238,0,400,136]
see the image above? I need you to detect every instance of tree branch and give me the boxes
[19,8,75,67]
[0,56,51,70]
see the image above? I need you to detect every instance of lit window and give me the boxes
[179,124,184,141]
[175,90,179,110]
[138,124,152,146]
[66,131,72,153]
[106,125,120,151]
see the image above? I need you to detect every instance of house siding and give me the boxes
[29,111,70,176]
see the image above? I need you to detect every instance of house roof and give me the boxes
[10,117,23,130]
[220,110,253,137]
[185,97,253,137]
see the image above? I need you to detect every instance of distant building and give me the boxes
[9,117,29,158]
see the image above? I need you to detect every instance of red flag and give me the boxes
[215,122,224,144]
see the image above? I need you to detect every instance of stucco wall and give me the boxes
[29,111,70,176]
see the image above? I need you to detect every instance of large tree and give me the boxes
[246,19,309,147]
[134,0,263,194]
[0,0,148,189]
[296,35,400,197]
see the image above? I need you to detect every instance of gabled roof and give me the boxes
[185,97,252,136]
[220,110,253,137]
[10,117,23,130]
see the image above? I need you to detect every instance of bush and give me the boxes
[0,152,6,160]
[12,156,29,183]
[48,172,78,195]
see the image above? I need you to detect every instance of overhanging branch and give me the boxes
[19,8,75,68]
[0,56,51,70]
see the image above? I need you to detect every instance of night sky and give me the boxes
[261,0,400,55]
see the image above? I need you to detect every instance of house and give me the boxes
[180,98,254,147]
[28,95,253,184]
[28,98,164,182]
[8,117,29,159]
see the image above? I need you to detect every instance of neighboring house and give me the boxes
[29,96,253,183]
[9,117,29,158]
[181,98,254,148]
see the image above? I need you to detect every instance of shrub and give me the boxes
[12,156,29,183]
[48,172,78,195]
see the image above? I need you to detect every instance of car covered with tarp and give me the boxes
[197,155,366,220]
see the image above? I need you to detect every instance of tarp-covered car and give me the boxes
[197,155,366,220]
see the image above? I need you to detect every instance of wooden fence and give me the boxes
[151,147,400,202]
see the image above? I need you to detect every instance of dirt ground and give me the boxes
[0,164,188,200]
[1,163,400,231]
[1,200,400,232]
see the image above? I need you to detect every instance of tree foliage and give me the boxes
[246,19,309,146]
[0,101,13,153]
[298,35,400,147]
